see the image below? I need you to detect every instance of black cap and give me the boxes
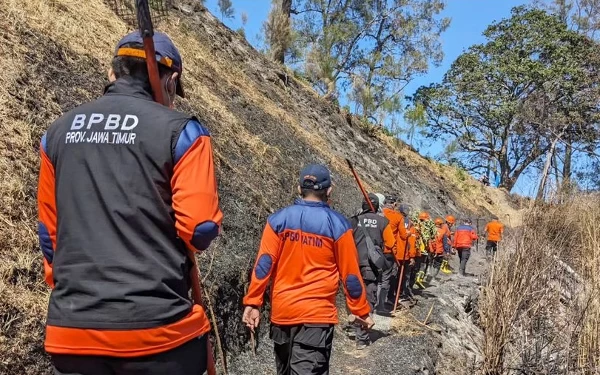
[363,193,380,212]
[384,194,398,204]
[299,164,331,190]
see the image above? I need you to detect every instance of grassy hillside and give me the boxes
[0,0,522,373]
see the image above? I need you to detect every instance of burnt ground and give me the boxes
[227,247,488,375]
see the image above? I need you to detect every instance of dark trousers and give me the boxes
[410,255,423,287]
[430,255,444,279]
[457,248,471,275]
[356,280,377,344]
[52,335,208,375]
[271,324,334,375]
[377,254,396,312]
[486,240,498,255]
[390,260,412,300]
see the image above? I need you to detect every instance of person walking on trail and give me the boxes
[485,216,504,258]
[427,217,451,282]
[412,211,434,289]
[242,164,373,373]
[37,31,223,375]
[440,215,456,274]
[453,219,478,276]
[355,193,397,316]
[395,203,417,303]
[348,193,395,349]
[381,195,408,306]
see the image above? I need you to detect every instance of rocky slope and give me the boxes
[0,1,519,373]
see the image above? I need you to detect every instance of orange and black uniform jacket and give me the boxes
[485,221,504,242]
[407,223,418,258]
[432,227,450,255]
[442,223,454,246]
[382,208,409,260]
[453,225,478,249]
[243,199,371,324]
[37,77,223,357]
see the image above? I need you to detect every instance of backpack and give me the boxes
[357,219,392,271]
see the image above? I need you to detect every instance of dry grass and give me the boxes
[478,195,600,374]
[0,0,526,373]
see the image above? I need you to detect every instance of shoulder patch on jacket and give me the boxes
[174,119,210,165]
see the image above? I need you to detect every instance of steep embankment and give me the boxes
[0,1,520,374]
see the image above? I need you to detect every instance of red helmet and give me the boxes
[434,217,444,226]
[445,215,456,225]
[418,211,430,221]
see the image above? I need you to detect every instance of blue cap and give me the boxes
[114,31,185,97]
[399,203,409,215]
[299,164,331,190]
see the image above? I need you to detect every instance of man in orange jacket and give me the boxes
[397,203,417,302]
[38,31,222,375]
[412,211,432,288]
[440,215,456,273]
[453,219,478,276]
[242,164,372,374]
[428,218,451,281]
[381,195,408,307]
[485,216,505,257]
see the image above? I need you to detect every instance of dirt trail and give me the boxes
[228,247,488,375]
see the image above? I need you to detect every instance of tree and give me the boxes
[289,0,449,123]
[410,7,600,192]
[218,0,234,21]
[533,0,600,193]
[265,0,293,64]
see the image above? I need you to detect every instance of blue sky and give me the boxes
[204,0,541,195]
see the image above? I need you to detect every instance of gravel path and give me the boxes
[228,248,488,375]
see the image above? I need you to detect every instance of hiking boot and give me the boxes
[356,341,370,350]
[441,260,452,274]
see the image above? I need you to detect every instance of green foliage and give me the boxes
[290,0,449,122]
[409,6,600,191]
[410,211,437,246]
[236,27,246,38]
[218,0,234,20]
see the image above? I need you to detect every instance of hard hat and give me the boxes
[434,217,444,226]
[445,215,456,224]
[418,211,430,220]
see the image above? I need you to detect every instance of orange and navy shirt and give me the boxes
[453,224,478,249]
[433,227,450,255]
[243,199,370,324]
[485,220,504,242]
[38,77,223,357]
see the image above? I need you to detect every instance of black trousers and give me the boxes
[271,323,334,375]
[486,240,498,254]
[356,279,377,344]
[457,248,471,275]
[377,254,396,311]
[410,255,423,287]
[51,335,208,375]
